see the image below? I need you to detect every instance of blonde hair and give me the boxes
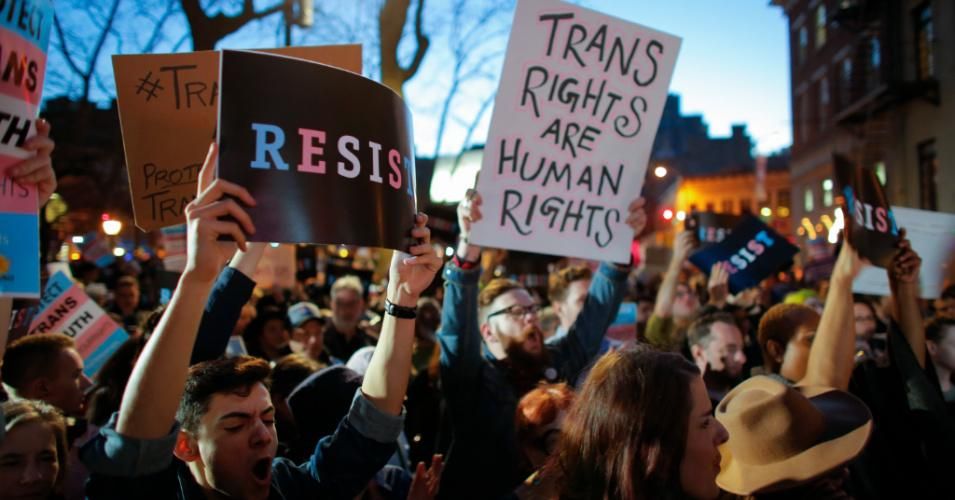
[331,275,364,300]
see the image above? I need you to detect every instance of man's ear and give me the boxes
[926,340,938,358]
[173,430,200,462]
[479,322,494,344]
[766,339,785,364]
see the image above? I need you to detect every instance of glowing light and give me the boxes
[797,227,806,236]
[113,247,126,257]
[654,165,668,178]
[269,242,280,248]
[820,214,833,230]
[102,219,122,236]
[70,252,81,261]
[822,179,833,191]
[760,207,772,217]
[801,218,817,240]
[71,235,85,244]
[338,247,349,258]
[445,246,455,257]
[777,207,790,217]
[676,210,687,221]
[828,208,845,244]
[662,209,674,220]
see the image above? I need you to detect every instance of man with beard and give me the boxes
[78,147,443,499]
[436,190,646,499]
[686,310,747,406]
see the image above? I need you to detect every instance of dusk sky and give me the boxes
[43,0,793,157]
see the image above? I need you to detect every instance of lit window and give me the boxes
[804,187,815,212]
[819,77,829,129]
[823,178,833,207]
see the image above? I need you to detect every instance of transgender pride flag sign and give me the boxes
[0,0,55,298]
[29,272,128,377]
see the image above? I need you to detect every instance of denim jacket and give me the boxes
[436,260,628,499]
[80,389,404,499]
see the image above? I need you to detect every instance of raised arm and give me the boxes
[117,145,257,439]
[189,243,267,364]
[800,241,863,390]
[552,198,645,380]
[888,230,925,367]
[437,191,484,390]
[361,214,442,415]
[645,230,696,350]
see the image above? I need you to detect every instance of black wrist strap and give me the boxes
[385,299,417,319]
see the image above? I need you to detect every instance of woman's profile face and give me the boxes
[0,421,60,500]
[679,376,729,500]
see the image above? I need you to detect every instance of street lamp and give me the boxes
[654,165,668,178]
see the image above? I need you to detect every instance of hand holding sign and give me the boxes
[673,230,698,265]
[888,229,921,286]
[9,118,54,207]
[831,239,866,288]
[389,213,443,306]
[183,143,257,283]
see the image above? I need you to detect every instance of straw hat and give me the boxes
[715,376,873,495]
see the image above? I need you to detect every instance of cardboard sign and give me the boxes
[689,215,798,294]
[853,206,955,299]
[216,50,417,249]
[112,45,362,231]
[834,154,899,268]
[0,0,54,298]
[253,244,296,289]
[470,0,681,263]
[686,212,741,249]
[28,272,128,377]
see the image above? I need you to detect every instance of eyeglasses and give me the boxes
[487,303,541,320]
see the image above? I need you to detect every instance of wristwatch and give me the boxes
[384,299,417,319]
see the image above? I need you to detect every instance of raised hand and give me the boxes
[625,197,648,235]
[457,189,483,241]
[673,230,697,263]
[407,454,444,500]
[389,213,442,306]
[831,239,866,287]
[888,229,921,285]
[708,262,730,307]
[184,143,257,283]
[10,118,55,207]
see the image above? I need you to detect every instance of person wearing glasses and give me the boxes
[435,190,646,500]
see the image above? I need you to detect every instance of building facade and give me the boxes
[774,0,954,247]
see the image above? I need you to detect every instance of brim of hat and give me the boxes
[716,385,873,495]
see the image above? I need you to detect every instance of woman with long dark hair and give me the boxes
[554,347,728,500]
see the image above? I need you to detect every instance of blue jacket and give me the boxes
[436,260,628,499]
[80,390,403,499]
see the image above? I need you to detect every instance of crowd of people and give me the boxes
[1,125,954,500]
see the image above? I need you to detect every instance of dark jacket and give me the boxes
[436,260,628,499]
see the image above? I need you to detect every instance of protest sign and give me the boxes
[216,50,417,249]
[160,223,187,272]
[253,244,296,289]
[0,0,54,298]
[112,45,361,231]
[469,0,681,263]
[689,215,798,294]
[853,206,955,299]
[833,154,899,268]
[686,212,741,249]
[28,272,128,376]
[600,302,637,352]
